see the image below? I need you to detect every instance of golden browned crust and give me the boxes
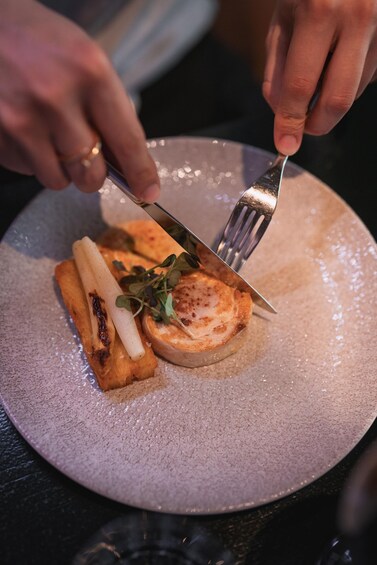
[55,256,157,391]
[142,270,253,367]
[99,246,156,281]
[100,220,184,263]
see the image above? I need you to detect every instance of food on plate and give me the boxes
[55,240,157,391]
[142,268,252,368]
[55,220,253,389]
[97,219,183,262]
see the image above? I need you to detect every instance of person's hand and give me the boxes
[0,0,160,201]
[263,0,377,156]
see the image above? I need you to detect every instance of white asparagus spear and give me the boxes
[72,240,115,356]
[77,236,145,361]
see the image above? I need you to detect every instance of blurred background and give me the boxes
[1,0,376,238]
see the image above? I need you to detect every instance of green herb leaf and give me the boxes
[128,281,148,295]
[164,293,174,317]
[116,295,132,311]
[120,234,135,252]
[167,269,181,288]
[133,265,146,275]
[115,252,200,324]
[186,254,201,269]
[175,252,200,271]
[159,307,171,324]
[158,254,176,268]
[120,274,142,286]
[112,260,127,271]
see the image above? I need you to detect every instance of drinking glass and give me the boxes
[317,440,377,565]
[73,511,235,565]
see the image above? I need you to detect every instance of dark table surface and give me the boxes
[1,35,376,565]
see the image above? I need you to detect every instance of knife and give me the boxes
[106,161,276,313]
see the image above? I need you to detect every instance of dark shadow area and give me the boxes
[244,496,338,565]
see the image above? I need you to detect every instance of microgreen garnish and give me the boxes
[112,260,127,272]
[115,252,200,325]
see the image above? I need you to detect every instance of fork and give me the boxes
[214,153,287,272]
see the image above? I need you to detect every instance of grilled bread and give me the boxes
[55,249,157,391]
[97,219,183,263]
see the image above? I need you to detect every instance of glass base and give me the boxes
[73,512,235,565]
[316,536,353,565]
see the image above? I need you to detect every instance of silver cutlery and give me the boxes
[215,58,330,273]
[106,161,276,313]
[214,153,287,272]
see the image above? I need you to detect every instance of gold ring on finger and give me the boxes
[58,136,102,169]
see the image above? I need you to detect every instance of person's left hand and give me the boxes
[263,0,377,156]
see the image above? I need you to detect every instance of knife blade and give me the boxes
[106,161,276,313]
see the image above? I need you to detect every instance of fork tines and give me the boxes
[214,153,287,273]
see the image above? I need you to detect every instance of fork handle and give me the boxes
[273,153,288,169]
[256,153,288,199]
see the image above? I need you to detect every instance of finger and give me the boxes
[10,133,70,190]
[87,72,160,202]
[0,118,68,185]
[31,144,70,190]
[59,139,106,193]
[48,106,107,193]
[305,32,370,135]
[56,132,107,194]
[263,15,291,112]
[356,34,377,97]
[273,16,336,155]
[0,131,34,175]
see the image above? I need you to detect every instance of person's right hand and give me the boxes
[263,0,377,156]
[0,0,160,201]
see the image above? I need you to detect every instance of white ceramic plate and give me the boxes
[1,138,376,514]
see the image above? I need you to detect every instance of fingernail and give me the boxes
[140,183,160,203]
[278,134,299,156]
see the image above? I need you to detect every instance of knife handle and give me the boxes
[105,160,147,207]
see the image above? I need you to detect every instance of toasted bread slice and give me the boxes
[142,269,252,367]
[97,220,183,263]
[55,253,157,391]
[99,246,156,281]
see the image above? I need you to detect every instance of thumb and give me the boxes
[273,104,306,156]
